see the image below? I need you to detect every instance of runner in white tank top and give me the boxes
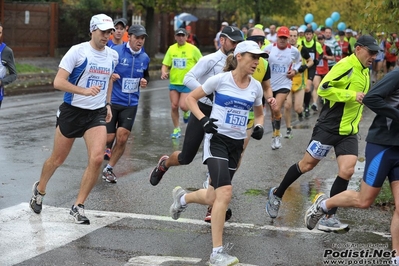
[263,26,301,150]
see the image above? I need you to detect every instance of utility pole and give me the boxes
[123,0,127,19]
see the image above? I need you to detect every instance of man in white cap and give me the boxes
[29,14,119,225]
[214,21,229,50]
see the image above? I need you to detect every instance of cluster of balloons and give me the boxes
[303,12,346,31]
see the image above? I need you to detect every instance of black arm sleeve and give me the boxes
[143,67,150,83]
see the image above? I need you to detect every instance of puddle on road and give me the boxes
[270,157,369,230]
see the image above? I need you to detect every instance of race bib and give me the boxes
[86,78,106,90]
[271,64,287,73]
[122,78,140,93]
[306,140,333,160]
[309,52,315,60]
[224,108,248,131]
[318,59,324,67]
[172,58,187,69]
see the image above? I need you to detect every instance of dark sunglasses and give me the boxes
[361,46,379,56]
[247,36,265,44]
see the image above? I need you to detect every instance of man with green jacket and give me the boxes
[265,35,380,233]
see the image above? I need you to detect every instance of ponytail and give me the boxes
[223,53,237,71]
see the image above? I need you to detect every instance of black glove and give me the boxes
[298,64,308,73]
[251,124,264,140]
[200,117,218,134]
[313,59,319,66]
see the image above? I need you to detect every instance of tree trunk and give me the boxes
[145,7,156,58]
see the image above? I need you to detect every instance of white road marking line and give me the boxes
[0,203,122,266]
[0,203,390,266]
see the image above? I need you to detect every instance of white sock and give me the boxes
[320,200,329,213]
[106,164,113,169]
[211,246,223,256]
[392,256,399,265]
[180,194,187,206]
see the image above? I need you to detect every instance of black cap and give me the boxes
[304,28,314,33]
[220,26,244,42]
[128,25,148,36]
[355,35,381,52]
[114,18,127,27]
[175,28,187,35]
[338,30,345,36]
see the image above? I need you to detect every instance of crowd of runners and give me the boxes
[26,14,399,266]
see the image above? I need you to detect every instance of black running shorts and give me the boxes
[56,102,107,138]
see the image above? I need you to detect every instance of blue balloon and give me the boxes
[331,12,340,22]
[299,25,307,31]
[304,13,314,23]
[311,22,318,31]
[337,22,346,31]
[325,17,334,27]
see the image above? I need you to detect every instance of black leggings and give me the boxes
[177,101,212,165]
[207,158,236,189]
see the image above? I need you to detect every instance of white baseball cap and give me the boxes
[345,29,352,33]
[90,14,115,32]
[298,28,305,33]
[221,21,229,26]
[234,40,268,58]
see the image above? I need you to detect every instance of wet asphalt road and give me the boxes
[0,80,393,266]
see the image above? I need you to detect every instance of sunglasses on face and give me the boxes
[361,46,379,56]
[246,36,265,44]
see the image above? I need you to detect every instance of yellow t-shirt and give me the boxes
[162,42,202,85]
[292,45,307,92]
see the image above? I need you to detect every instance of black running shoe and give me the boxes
[149,155,169,186]
[298,112,304,121]
[70,204,90,224]
[204,207,232,223]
